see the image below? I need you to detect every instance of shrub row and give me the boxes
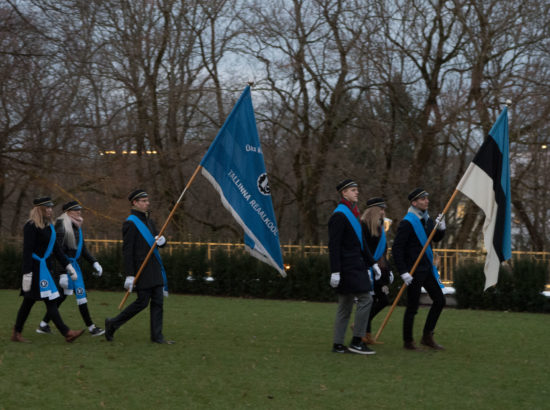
[1,245,548,312]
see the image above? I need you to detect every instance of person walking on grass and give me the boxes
[328,179,381,355]
[105,189,173,344]
[12,196,85,343]
[360,197,394,345]
[36,200,105,337]
[392,188,446,351]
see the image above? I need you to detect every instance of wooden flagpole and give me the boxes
[374,189,460,341]
[118,164,203,310]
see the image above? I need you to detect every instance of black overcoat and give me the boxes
[54,219,97,275]
[21,221,69,300]
[122,209,165,290]
[391,215,445,275]
[328,211,374,294]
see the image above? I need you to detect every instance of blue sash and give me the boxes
[333,204,363,250]
[368,227,387,283]
[32,224,60,300]
[404,213,444,288]
[127,215,168,296]
[66,227,87,305]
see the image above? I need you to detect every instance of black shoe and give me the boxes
[153,339,175,345]
[348,341,376,355]
[36,324,52,334]
[89,326,105,336]
[332,343,348,353]
[104,318,115,342]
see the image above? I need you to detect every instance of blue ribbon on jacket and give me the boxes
[66,227,87,305]
[404,212,444,288]
[333,203,363,250]
[127,215,168,296]
[33,224,60,300]
[368,227,387,284]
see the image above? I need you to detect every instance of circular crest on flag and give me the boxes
[257,173,271,196]
[40,280,48,288]
[76,288,84,296]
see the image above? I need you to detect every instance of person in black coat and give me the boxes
[392,188,446,350]
[105,189,173,344]
[360,197,394,344]
[36,200,105,336]
[12,196,85,343]
[328,179,379,355]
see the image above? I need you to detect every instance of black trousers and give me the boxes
[366,288,389,333]
[43,294,94,327]
[14,297,69,335]
[110,285,164,342]
[403,270,446,342]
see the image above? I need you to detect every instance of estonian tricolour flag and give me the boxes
[200,86,286,277]
[456,107,512,290]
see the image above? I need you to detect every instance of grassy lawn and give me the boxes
[1,289,549,409]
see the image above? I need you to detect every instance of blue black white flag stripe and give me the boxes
[200,86,285,277]
[456,107,511,290]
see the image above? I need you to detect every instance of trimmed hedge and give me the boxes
[454,258,549,313]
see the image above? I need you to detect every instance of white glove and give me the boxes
[373,263,382,281]
[330,272,340,288]
[22,272,32,292]
[59,274,69,289]
[435,214,446,230]
[124,276,135,292]
[401,272,413,286]
[389,271,394,284]
[155,235,166,246]
[66,264,77,281]
[93,262,103,277]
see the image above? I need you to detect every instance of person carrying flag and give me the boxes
[360,197,394,344]
[328,179,379,355]
[36,200,105,336]
[392,188,446,351]
[105,189,173,344]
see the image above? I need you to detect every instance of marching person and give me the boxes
[392,188,446,350]
[12,196,85,343]
[105,189,173,344]
[36,200,105,336]
[328,179,380,355]
[360,197,394,344]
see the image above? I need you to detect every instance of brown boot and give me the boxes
[403,340,422,351]
[363,333,384,345]
[421,332,444,350]
[65,329,85,343]
[11,328,31,343]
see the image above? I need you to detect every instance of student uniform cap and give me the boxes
[128,189,148,202]
[408,188,429,202]
[365,197,387,209]
[33,196,54,207]
[62,200,83,212]
[336,179,358,192]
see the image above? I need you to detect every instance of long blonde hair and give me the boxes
[58,212,77,249]
[360,206,383,237]
[28,207,53,229]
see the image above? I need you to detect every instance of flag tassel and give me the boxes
[118,164,203,310]
[374,189,460,342]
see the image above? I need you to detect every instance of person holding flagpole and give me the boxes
[105,189,173,344]
[360,197,394,345]
[392,188,446,351]
[328,179,380,355]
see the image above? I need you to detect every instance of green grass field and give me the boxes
[1,289,549,409]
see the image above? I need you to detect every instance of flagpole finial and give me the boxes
[504,99,512,107]
[247,80,255,87]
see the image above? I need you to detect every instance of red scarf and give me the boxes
[339,199,360,218]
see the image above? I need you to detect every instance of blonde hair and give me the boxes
[58,212,77,249]
[28,206,53,229]
[360,206,383,237]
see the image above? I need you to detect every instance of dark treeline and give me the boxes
[1,0,549,251]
